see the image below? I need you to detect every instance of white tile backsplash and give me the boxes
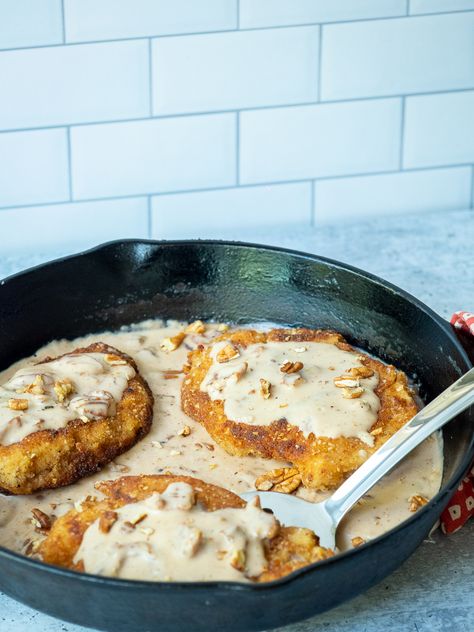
[71,114,236,199]
[0,128,68,207]
[0,4,472,248]
[410,0,474,14]
[64,0,237,42]
[321,13,474,100]
[0,198,148,253]
[404,90,474,168]
[0,0,63,50]
[240,99,401,183]
[315,167,473,222]
[152,27,319,115]
[240,0,406,28]
[0,41,149,130]
[151,182,312,238]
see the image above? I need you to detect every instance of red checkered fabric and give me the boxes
[439,311,474,534]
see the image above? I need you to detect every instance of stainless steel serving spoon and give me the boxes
[241,367,474,550]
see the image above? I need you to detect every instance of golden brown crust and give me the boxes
[0,343,153,495]
[39,474,332,581]
[181,328,418,490]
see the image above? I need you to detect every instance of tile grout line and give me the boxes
[0,9,473,53]
[1,163,473,213]
[471,166,474,209]
[60,0,66,44]
[66,126,73,201]
[236,0,240,29]
[406,0,411,16]
[310,180,316,227]
[317,25,323,101]
[235,112,240,185]
[399,97,406,170]
[147,196,152,237]
[1,87,473,136]
[147,38,153,117]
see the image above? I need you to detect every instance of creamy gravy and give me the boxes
[75,482,276,582]
[0,352,135,445]
[201,340,380,445]
[0,319,443,563]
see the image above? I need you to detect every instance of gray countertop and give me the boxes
[0,208,473,632]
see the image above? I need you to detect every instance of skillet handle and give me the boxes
[452,326,474,365]
[325,367,474,524]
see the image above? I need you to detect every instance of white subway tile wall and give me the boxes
[152,27,319,114]
[0,1,472,252]
[151,182,312,238]
[403,91,474,168]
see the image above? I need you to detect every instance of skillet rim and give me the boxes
[0,237,472,593]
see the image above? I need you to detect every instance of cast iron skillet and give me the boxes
[0,240,473,632]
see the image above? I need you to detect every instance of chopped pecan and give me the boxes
[370,427,383,436]
[216,344,240,363]
[160,332,186,352]
[229,549,246,571]
[185,320,206,334]
[31,508,52,531]
[348,366,375,379]
[104,354,127,365]
[409,495,428,512]
[351,536,365,547]
[255,467,302,494]
[8,398,29,411]
[334,376,360,388]
[259,378,272,399]
[279,361,304,374]
[178,425,191,437]
[99,510,118,533]
[342,386,365,399]
[25,375,46,395]
[53,378,75,403]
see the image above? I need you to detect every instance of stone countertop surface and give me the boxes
[0,208,473,632]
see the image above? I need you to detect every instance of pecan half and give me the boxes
[8,398,29,411]
[31,508,52,531]
[255,467,302,494]
[279,361,304,374]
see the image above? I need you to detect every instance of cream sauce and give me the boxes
[0,319,443,567]
[0,352,135,445]
[74,482,276,582]
[201,340,380,445]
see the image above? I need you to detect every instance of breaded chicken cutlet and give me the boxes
[39,474,333,582]
[181,328,418,490]
[0,343,153,495]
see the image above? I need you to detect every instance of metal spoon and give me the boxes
[242,367,474,550]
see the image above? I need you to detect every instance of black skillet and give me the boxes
[0,240,473,632]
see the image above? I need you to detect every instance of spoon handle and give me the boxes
[325,367,474,524]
